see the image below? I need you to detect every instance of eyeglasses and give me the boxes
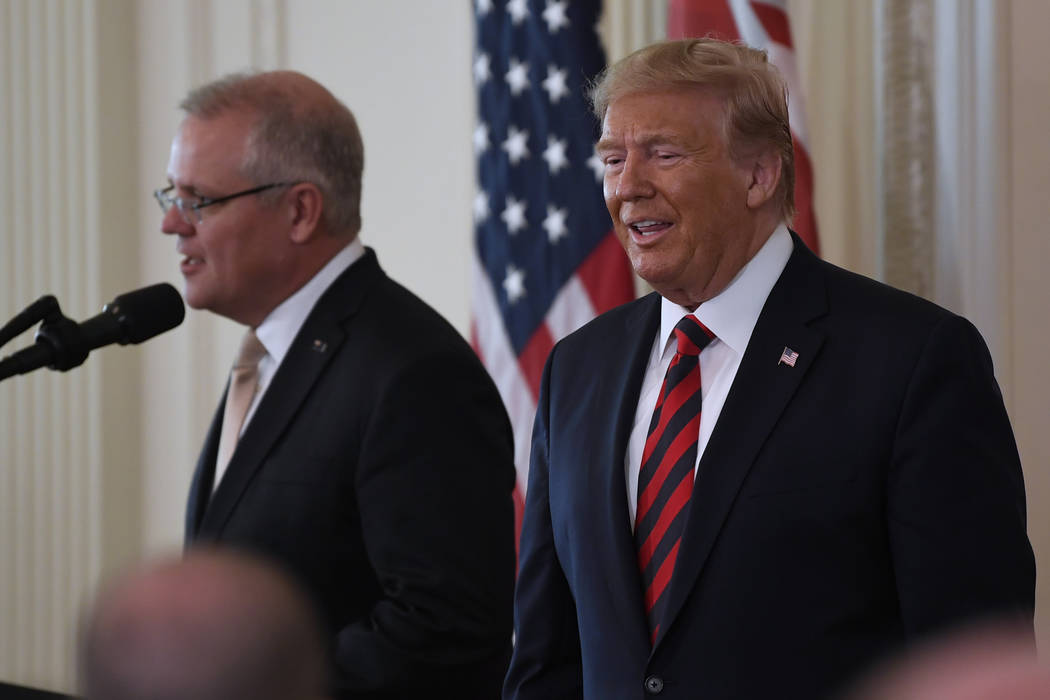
[154,182,292,225]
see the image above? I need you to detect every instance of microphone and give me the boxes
[0,283,185,381]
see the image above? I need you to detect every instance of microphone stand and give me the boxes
[0,294,60,350]
[0,298,89,382]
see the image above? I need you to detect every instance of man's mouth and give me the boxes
[628,220,672,237]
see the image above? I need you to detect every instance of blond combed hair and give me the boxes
[590,38,795,222]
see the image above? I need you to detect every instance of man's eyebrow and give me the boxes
[167,178,206,198]
[596,132,679,153]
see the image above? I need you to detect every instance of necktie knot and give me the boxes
[673,314,714,357]
[234,330,267,369]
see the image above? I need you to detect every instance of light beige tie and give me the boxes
[214,329,267,489]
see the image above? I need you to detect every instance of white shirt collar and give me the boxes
[254,236,366,367]
[658,224,793,355]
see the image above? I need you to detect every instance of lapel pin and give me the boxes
[312,339,328,353]
[778,346,799,367]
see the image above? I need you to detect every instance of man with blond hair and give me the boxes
[505,38,1033,699]
[158,70,516,698]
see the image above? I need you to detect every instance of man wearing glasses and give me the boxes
[157,71,516,699]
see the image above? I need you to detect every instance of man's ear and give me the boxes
[745,148,782,210]
[287,183,324,243]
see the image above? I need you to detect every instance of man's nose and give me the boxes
[614,156,653,201]
[160,206,191,236]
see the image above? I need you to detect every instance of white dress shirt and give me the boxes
[624,225,793,527]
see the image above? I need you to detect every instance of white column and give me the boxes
[0,0,140,691]
[930,0,1010,369]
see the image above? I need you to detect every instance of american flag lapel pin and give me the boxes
[778,346,799,367]
[312,339,328,353]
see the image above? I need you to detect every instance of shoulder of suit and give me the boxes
[556,292,659,349]
[806,252,962,334]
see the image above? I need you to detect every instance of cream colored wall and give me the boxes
[1007,0,1050,651]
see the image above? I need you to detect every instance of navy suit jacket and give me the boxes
[505,236,1034,700]
[186,249,517,699]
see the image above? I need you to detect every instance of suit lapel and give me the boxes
[589,294,661,648]
[197,251,377,536]
[185,393,224,540]
[654,238,829,648]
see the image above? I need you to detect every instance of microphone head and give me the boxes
[104,283,186,344]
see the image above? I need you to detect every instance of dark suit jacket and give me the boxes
[186,249,517,699]
[504,236,1034,700]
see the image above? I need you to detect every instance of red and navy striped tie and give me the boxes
[636,314,714,643]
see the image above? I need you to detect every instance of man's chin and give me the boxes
[629,257,675,292]
[181,285,212,312]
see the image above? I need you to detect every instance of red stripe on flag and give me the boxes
[576,231,636,313]
[750,1,793,47]
[791,139,819,254]
[668,0,740,40]
[517,322,555,400]
[638,472,694,570]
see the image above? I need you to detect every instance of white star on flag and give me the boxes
[586,149,605,182]
[474,190,490,222]
[505,57,530,96]
[473,122,490,154]
[502,125,530,165]
[506,0,529,25]
[503,264,527,303]
[543,205,568,243]
[473,52,491,85]
[476,0,493,16]
[542,65,569,103]
[501,196,527,233]
[542,0,570,33]
[543,136,569,174]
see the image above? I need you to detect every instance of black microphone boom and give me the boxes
[0,294,60,350]
[0,283,185,382]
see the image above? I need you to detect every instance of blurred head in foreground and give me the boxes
[841,622,1050,700]
[79,548,328,700]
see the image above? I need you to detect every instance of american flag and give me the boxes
[471,0,635,532]
[668,0,820,253]
[779,346,799,367]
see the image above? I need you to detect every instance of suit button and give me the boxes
[645,675,664,694]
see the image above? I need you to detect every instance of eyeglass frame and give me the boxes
[154,182,293,225]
